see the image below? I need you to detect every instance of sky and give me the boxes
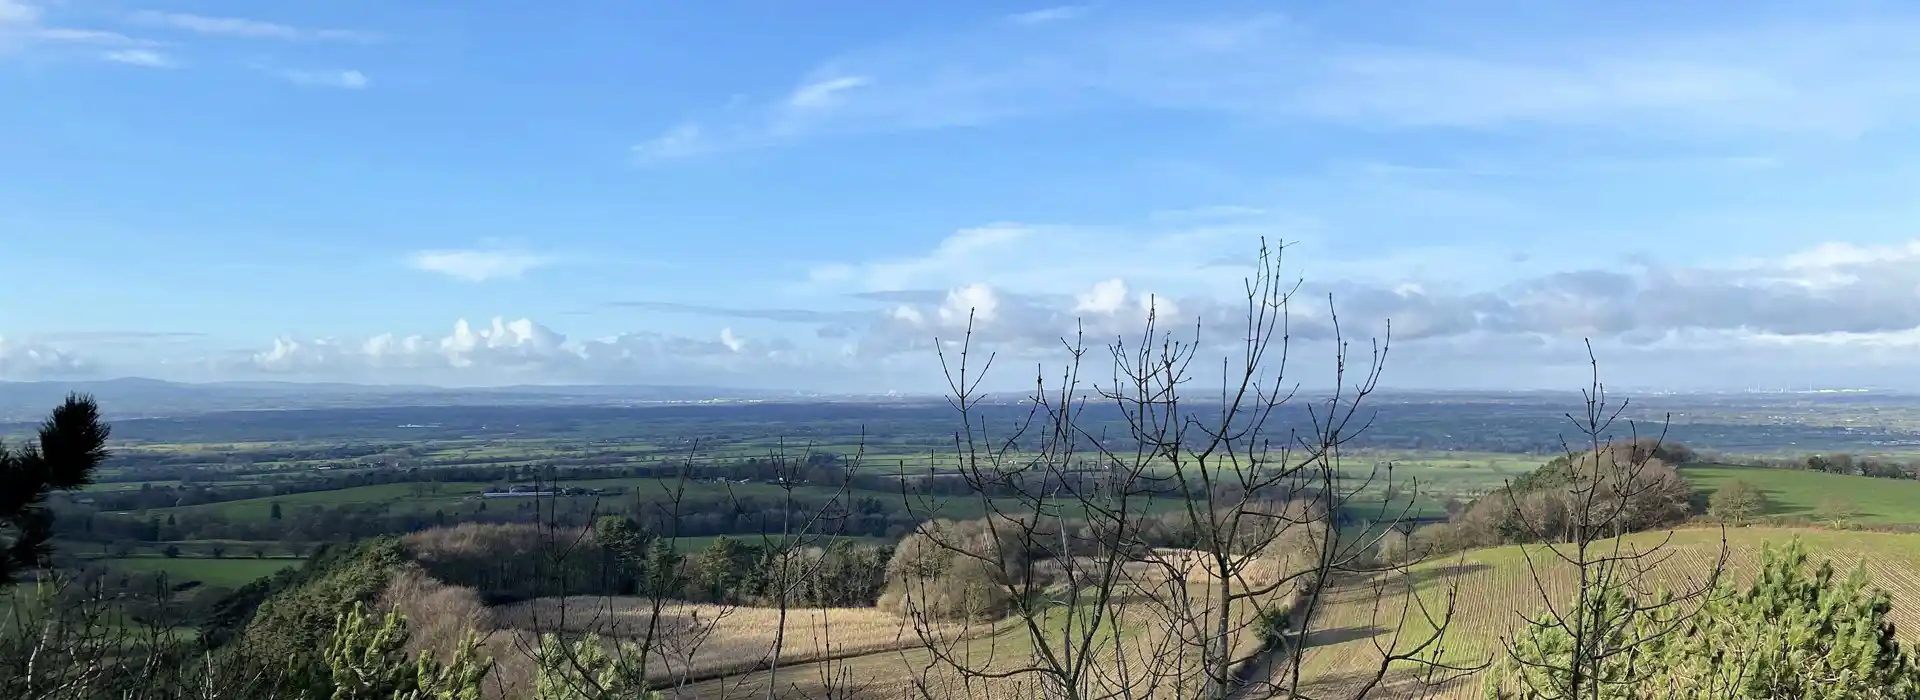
[6,0,1920,393]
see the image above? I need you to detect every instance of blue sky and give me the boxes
[6,0,1920,392]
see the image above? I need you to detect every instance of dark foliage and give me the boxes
[0,394,110,585]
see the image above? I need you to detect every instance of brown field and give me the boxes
[1292,527,1920,699]
[389,540,1318,699]
[673,547,1309,700]
[492,597,960,679]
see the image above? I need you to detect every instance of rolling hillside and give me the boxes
[1295,527,1920,698]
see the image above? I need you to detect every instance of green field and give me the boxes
[1681,464,1920,525]
[149,482,489,519]
[103,557,300,588]
[144,476,1107,524]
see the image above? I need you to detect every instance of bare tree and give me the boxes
[1484,345,1733,700]
[891,240,1475,700]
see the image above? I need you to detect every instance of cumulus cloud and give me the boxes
[208,228,1920,390]
[639,225,1919,391]
[0,336,93,378]
[239,318,813,385]
[1074,278,1128,314]
[159,230,1920,391]
[407,247,553,282]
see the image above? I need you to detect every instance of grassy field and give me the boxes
[1295,527,1920,698]
[102,556,300,587]
[1680,464,1920,525]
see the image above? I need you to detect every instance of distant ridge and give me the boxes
[0,378,792,421]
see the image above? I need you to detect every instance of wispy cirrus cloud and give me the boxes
[407,247,555,282]
[126,10,378,43]
[1008,6,1088,26]
[632,123,709,162]
[278,68,369,89]
[787,75,871,109]
[102,48,173,67]
[2,0,156,53]
[631,8,1920,161]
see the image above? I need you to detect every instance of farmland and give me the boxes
[101,556,300,588]
[1293,527,1920,698]
[1680,464,1920,525]
[21,392,1920,698]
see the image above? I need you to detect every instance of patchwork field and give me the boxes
[102,556,301,588]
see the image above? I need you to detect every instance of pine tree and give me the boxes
[1678,539,1919,699]
[692,535,751,602]
[0,394,111,585]
[1488,538,1920,699]
[642,539,684,599]
[326,602,491,700]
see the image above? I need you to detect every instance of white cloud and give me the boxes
[407,248,553,282]
[127,11,377,43]
[938,284,1000,327]
[1074,278,1128,314]
[1009,6,1087,26]
[787,75,871,109]
[2,1,154,55]
[102,48,172,67]
[633,9,1920,159]
[33,28,147,44]
[238,317,822,386]
[775,212,1920,387]
[280,68,369,89]
[0,336,92,378]
[206,229,1920,389]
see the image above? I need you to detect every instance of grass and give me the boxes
[101,556,299,588]
[1295,527,1920,698]
[1681,463,1920,525]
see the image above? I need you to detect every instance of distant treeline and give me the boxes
[1747,452,1920,480]
[1383,439,1700,561]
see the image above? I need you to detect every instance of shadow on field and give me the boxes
[1297,668,1479,700]
[1302,625,1388,648]
[1407,562,1492,591]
